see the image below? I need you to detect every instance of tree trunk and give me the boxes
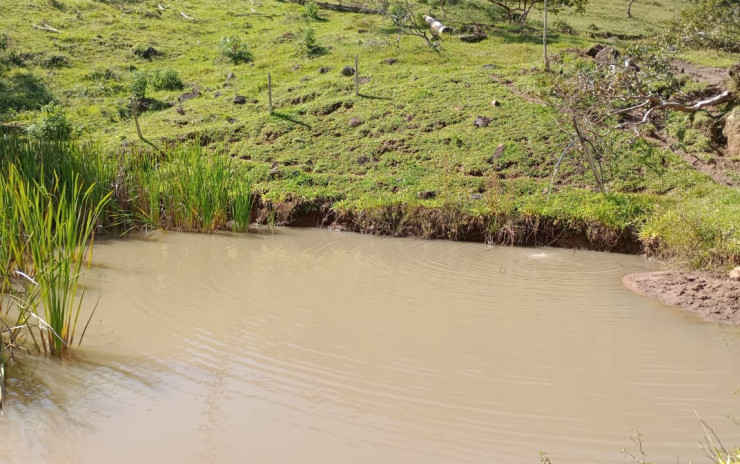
[627,0,634,18]
[543,0,550,71]
[285,0,383,15]
[572,116,607,196]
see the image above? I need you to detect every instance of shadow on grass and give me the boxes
[272,111,312,128]
[463,2,507,23]
[359,93,391,100]
[0,72,52,115]
[497,26,565,45]
[306,46,331,58]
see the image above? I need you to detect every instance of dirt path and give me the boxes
[623,271,740,324]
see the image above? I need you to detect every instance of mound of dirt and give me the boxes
[623,271,740,324]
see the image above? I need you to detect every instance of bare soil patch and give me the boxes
[623,271,740,324]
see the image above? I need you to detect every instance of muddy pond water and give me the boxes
[3,228,740,463]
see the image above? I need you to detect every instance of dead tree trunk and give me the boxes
[286,0,384,14]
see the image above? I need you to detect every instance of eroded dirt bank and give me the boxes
[251,198,643,253]
[253,198,740,324]
[623,271,740,324]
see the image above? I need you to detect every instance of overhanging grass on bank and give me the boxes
[3,135,738,269]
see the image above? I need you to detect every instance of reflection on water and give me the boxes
[1,228,739,464]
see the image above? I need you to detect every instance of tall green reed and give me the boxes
[123,144,254,232]
[1,135,254,357]
[2,165,109,355]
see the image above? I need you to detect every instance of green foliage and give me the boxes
[386,1,440,50]
[133,43,148,57]
[304,1,321,20]
[623,44,679,95]
[219,35,254,64]
[553,19,575,34]
[0,138,111,355]
[26,103,72,140]
[37,54,70,69]
[130,70,148,101]
[149,68,184,91]
[0,33,7,51]
[489,0,588,23]
[301,28,323,56]
[663,0,740,53]
[642,185,740,269]
[88,66,120,81]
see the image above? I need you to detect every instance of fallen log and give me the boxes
[423,15,452,34]
[285,0,383,15]
[32,22,61,33]
[459,33,486,42]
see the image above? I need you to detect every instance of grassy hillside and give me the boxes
[1,0,738,268]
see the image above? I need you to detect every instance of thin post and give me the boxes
[543,0,550,72]
[268,73,273,114]
[354,54,359,97]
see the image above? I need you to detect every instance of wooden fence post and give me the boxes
[268,73,273,114]
[355,54,359,97]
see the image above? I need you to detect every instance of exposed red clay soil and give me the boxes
[623,271,740,324]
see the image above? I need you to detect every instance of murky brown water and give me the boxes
[2,229,739,463]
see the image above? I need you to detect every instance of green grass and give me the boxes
[0,0,738,270]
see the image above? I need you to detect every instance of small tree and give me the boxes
[300,28,324,56]
[387,0,440,51]
[304,1,321,20]
[663,0,740,53]
[219,35,254,64]
[544,47,735,195]
[26,102,71,140]
[130,71,148,107]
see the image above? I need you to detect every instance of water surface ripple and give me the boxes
[2,228,739,464]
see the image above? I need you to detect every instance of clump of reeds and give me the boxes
[120,143,253,232]
[1,164,109,355]
[1,135,254,358]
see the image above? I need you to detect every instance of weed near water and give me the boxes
[0,135,255,356]
[0,164,109,355]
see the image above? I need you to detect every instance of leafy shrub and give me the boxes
[301,28,323,56]
[219,35,254,64]
[27,103,72,140]
[663,0,740,53]
[0,33,7,51]
[304,2,321,20]
[37,54,70,68]
[88,66,120,81]
[130,71,148,101]
[554,19,575,35]
[149,68,184,90]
